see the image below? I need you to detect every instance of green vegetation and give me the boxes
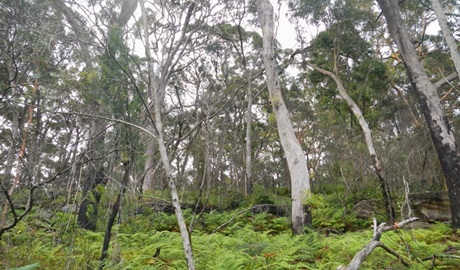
[1,193,459,270]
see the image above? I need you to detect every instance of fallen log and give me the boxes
[338,217,420,270]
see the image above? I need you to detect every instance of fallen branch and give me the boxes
[423,254,460,270]
[338,217,419,270]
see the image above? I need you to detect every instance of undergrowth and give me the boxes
[1,188,458,269]
[1,205,460,269]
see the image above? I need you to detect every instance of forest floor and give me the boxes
[1,206,460,270]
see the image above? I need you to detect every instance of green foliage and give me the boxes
[2,207,460,269]
[305,193,371,232]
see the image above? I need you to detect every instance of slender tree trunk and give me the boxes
[142,135,156,191]
[309,64,396,223]
[257,0,311,234]
[430,0,460,76]
[140,1,195,268]
[377,0,460,228]
[153,92,195,270]
[244,70,253,196]
[99,161,131,269]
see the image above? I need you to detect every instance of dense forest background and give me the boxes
[1,0,459,269]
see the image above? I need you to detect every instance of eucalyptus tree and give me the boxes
[139,0,208,193]
[257,0,311,234]
[429,0,460,76]
[0,0,86,236]
[138,0,227,267]
[288,0,397,222]
[377,0,460,228]
[54,0,140,231]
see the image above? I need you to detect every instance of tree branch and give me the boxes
[341,217,419,270]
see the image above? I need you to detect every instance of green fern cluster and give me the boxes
[2,205,460,269]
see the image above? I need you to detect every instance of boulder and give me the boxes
[408,191,451,222]
[353,199,380,219]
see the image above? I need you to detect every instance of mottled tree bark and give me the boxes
[377,0,460,228]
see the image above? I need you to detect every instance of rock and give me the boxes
[408,191,451,222]
[61,204,78,213]
[353,199,380,219]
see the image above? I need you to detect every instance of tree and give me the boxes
[377,0,460,228]
[257,0,311,234]
[289,0,397,222]
[0,0,84,237]
[140,0,195,268]
[307,64,396,222]
[430,0,460,76]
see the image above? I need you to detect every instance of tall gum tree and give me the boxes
[140,0,195,268]
[430,0,460,76]
[307,64,396,223]
[377,0,460,228]
[256,0,311,234]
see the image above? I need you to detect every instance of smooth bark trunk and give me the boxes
[342,217,419,270]
[140,1,195,268]
[308,64,396,223]
[430,0,460,76]
[244,71,253,196]
[257,0,311,234]
[142,135,156,191]
[377,0,460,228]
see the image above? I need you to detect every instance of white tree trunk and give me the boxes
[256,0,311,234]
[308,64,395,222]
[430,0,460,76]
[140,1,195,268]
[142,136,156,191]
[244,70,253,196]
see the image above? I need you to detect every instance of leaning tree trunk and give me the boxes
[257,0,311,235]
[377,0,460,228]
[430,0,460,76]
[140,1,195,268]
[308,64,396,223]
